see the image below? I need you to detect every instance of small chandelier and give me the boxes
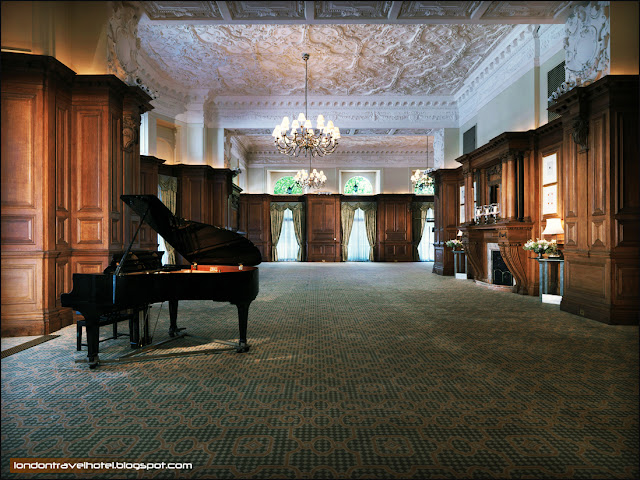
[411,144,435,192]
[294,163,327,190]
[272,53,340,160]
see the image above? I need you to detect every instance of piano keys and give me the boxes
[61,194,262,368]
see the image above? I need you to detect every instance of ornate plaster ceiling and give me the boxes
[137,23,515,97]
[118,2,575,161]
[139,2,574,23]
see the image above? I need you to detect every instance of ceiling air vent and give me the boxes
[548,61,566,121]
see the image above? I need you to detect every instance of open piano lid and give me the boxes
[121,194,262,266]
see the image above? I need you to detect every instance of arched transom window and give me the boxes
[344,176,373,195]
[274,176,303,195]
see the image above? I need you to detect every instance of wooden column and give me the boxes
[1,53,75,335]
[70,75,129,276]
[506,154,517,220]
[139,155,165,251]
[432,169,460,275]
[550,75,640,325]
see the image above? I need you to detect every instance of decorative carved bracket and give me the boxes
[462,240,484,281]
[571,116,589,151]
[498,241,529,294]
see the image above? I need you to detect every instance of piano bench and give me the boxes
[76,312,134,351]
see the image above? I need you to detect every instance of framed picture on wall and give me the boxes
[543,153,557,185]
[542,184,557,215]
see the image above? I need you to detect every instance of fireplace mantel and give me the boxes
[461,221,534,295]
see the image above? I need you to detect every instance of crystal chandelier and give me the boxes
[411,143,435,192]
[272,53,340,163]
[294,161,327,191]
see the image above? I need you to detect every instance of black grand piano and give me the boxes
[61,194,262,368]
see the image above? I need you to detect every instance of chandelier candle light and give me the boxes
[411,144,434,191]
[273,53,339,190]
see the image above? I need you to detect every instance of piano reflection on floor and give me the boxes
[61,195,262,368]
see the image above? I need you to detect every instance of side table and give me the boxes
[536,257,564,304]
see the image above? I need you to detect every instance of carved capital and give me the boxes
[571,116,589,151]
[123,114,139,153]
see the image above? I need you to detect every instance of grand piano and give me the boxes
[61,194,262,368]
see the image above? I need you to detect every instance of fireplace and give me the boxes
[486,243,514,287]
[491,251,513,286]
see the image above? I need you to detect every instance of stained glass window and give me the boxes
[414,179,435,195]
[274,176,303,195]
[344,176,373,195]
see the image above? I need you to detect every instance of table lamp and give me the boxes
[542,218,564,256]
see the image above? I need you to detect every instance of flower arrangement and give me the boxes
[445,239,464,250]
[523,238,558,255]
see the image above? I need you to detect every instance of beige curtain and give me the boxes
[341,202,376,261]
[158,175,178,264]
[364,207,377,261]
[270,207,285,262]
[340,204,356,261]
[271,202,305,261]
[291,205,305,261]
[413,202,433,260]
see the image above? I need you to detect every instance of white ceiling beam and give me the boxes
[470,1,492,21]
[388,1,402,20]
[305,1,315,22]
[217,1,232,22]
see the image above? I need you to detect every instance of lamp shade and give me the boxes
[542,218,564,235]
[457,230,463,237]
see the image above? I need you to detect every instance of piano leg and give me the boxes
[84,316,100,368]
[168,300,185,337]
[235,302,251,353]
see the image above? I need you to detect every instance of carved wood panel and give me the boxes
[307,195,340,262]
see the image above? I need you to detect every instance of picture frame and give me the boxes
[542,153,557,185]
[542,184,558,215]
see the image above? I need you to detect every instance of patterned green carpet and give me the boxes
[1,263,638,479]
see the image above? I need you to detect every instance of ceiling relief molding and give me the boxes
[136,23,514,97]
[141,1,222,20]
[227,1,305,20]
[206,105,459,129]
[456,24,539,126]
[481,1,573,21]
[399,1,483,20]
[538,23,565,64]
[247,152,432,168]
[315,1,393,19]
[107,1,142,85]
[563,1,609,87]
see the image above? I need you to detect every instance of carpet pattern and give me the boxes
[1,263,638,479]
[1,335,60,359]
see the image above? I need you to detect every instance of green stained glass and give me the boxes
[274,176,303,194]
[344,176,373,195]
[414,182,435,195]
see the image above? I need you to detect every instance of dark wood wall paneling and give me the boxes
[239,193,424,263]
[306,195,341,262]
[432,170,460,275]
[1,54,74,335]
[239,194,272,261]
[549,75,639,325]
[377,195,413,262]
[1,53,153,336]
